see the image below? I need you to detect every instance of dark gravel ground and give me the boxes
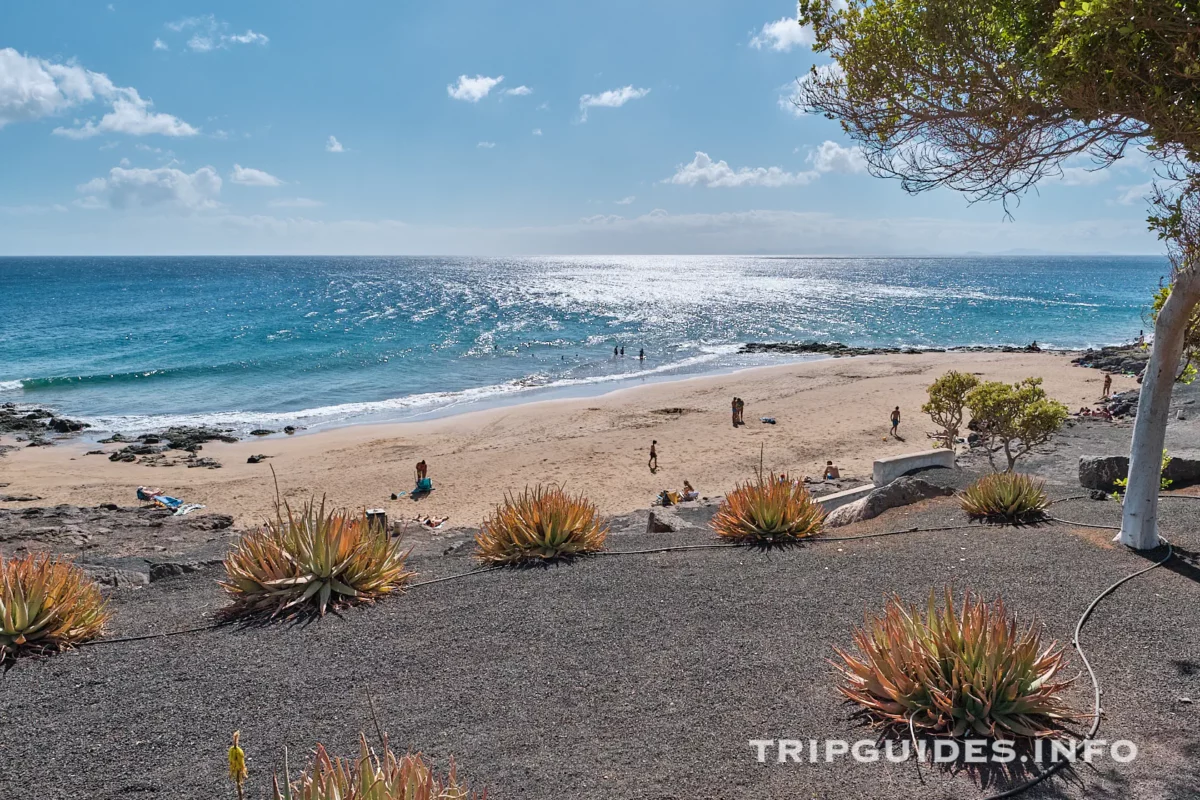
[1,484,1197,800]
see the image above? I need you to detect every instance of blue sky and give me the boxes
[0,1,1165,255]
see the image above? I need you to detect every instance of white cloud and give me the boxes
[749,17,813,52]
[166,15,269,51]
[326,135,345,153]
[615,196,636,205]
[477,141,496,149]
[808,140,867,174]
[447,74,504,103]
[503,85,532,96]
[268,197,324,209]
[1060,165,1110,186]
[77,165,222,212]
[578,86,650,121]
[153,38,168,51]
[1116,181,1155,206]
[230,164,283,186]
[53,88,198,139]
[0,49,198,138]
[119,157,131,167]
[665,151,819,188]
[532,128,543,136]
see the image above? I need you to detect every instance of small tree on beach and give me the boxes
[796,0,1200,549]
[966,378,1068,472]
[922,370,979,449]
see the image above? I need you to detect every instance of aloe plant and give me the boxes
[711,475,824,542]
[220,499,414,619]
[960,472,1049,521]
[475,485,607,565]
[834,588,1075,738]
[0,552,109,662]
[272,735,481,800]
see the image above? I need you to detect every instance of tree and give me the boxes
[966,378,1069,472]
[922,370,979,448]
[797,0,1200,549]
[1150,284,1200,383]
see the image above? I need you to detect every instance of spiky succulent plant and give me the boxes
[711,475,824,543]
[960,472,1049,521]
[475,485,607,565]
[272,735,481,800]
[834,588,1076,739]
[0,552,109,662]
[220,499,414,619]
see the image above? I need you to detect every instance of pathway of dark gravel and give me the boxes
[1,489,1197,800]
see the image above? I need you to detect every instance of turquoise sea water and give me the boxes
[0,255,1167,433]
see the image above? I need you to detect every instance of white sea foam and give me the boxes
[0,379,25,393]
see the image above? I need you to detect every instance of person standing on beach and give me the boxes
[731,397,739,427]
[648,440,658,472]
[416,459,428,480]
[1102,373,1113,399]
[890,406,901,437]
[737,397,745,425]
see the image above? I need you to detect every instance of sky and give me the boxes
[0,1,1167,256]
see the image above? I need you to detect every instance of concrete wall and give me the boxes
[872,449,956,486]
[817,483,875,513]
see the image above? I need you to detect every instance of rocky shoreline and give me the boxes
[737,341,1053,357]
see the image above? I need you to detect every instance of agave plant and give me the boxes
[834,588,1076,739]
[960,472,1049,521]
[475,485,607,565]
[273,735,481,800]
[711,475,825,543]
[220,499,414,619]
[0,552,109,662]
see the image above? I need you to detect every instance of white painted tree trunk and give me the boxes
[1118,272,1200,549]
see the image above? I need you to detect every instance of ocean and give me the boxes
[0,255,1167,434]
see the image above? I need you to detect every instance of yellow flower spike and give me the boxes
[228,730,248,800]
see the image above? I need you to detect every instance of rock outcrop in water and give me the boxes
[1072,344,1150,377]
[0,404,90,451]
[738,341,1047,357]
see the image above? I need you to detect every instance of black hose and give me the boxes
[978,537,1174,799]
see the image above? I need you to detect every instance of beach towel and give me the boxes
[760,417,776,424]
[173,503,205,516]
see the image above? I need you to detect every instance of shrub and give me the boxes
[922,370,979,449]
[272,735,481,800]
[220,500,414,619]
[966,378,1069,472]
[475,485,607,564]
[0,552,109,662]
[711,475,825,543]
[960,473,1049,521]
[834,589,1075,739]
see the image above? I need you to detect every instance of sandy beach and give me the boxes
[0,351,1132,530]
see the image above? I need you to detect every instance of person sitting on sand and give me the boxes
[824,461,841,480]
[682,480,698,501]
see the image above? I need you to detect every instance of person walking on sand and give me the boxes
[890,406,901,437]
[648,440,658,472]
[1102,373,1112,399]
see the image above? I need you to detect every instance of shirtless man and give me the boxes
[648,440,658,472]
[890,406,901,437]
